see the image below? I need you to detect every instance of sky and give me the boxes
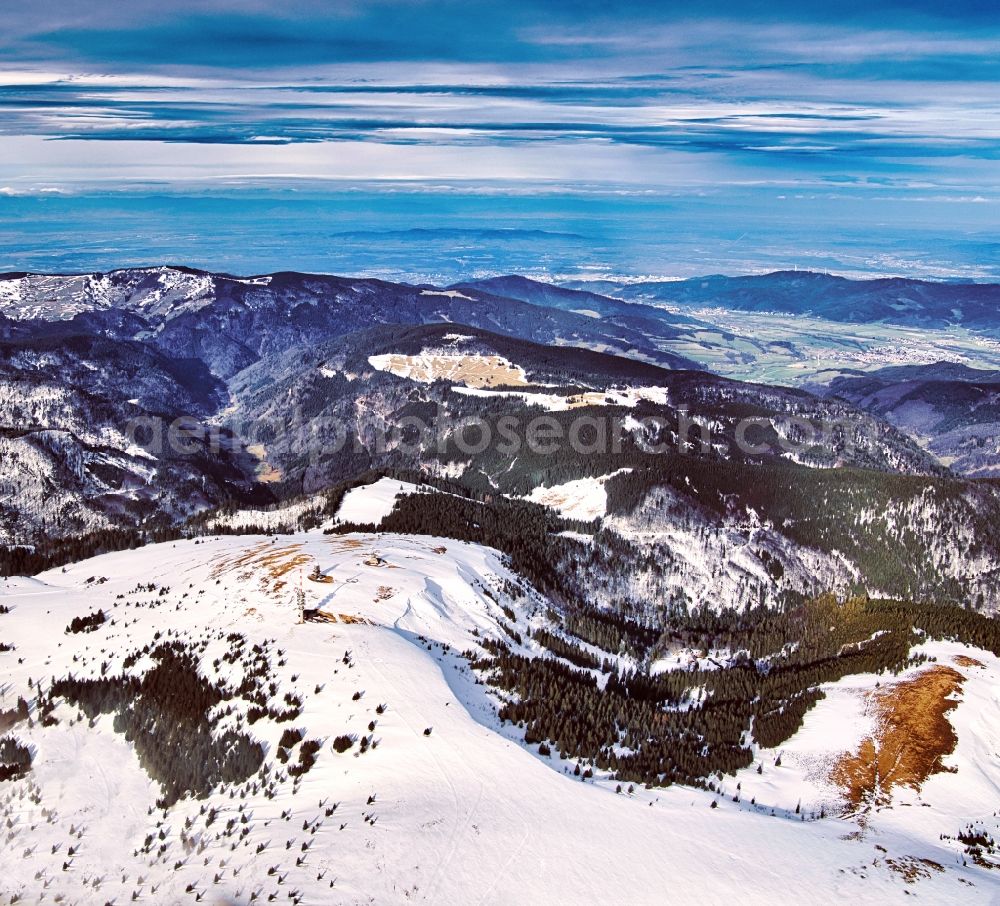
[0,0,998,281]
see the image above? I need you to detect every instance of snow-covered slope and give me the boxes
[205,495,329,534]
[0,268,219,321]
[525,470,630,521]
[335,477,422,527]
[729,640,1000,826]
[1,533,998,904]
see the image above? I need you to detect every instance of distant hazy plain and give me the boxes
[3,187,996,283]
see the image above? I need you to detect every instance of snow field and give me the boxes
[0,533,997,903]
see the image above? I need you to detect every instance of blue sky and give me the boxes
[0,1,998,279]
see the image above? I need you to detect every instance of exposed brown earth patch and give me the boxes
[210,540,272,580]
[211,542,311,594]
[303,610,371,625]
[257,546,311,582]
[953,654,985,668]
[246,443,283,483]
[831,665,964,813]
[327,538,364,550]
[885,855,944,884]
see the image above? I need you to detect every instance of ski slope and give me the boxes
[1,531,998,904]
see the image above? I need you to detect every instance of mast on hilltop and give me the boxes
[294,567,305,624]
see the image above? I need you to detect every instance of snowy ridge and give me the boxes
[452,384,670,411]
[0,534,997,903]
[0,268,218,320]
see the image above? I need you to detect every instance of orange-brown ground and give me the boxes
[831,664,964,813]
[953,654,985,668]
[327,538,364,550]
[210,542,312,595]
[305,611,371,625]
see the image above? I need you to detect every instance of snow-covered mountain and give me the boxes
[0,328,253,547]
[3,270,1000,613]
[0,267,699,375]
[561,271,1000,333]
[4,265,1000,903]
[1,505,998,904]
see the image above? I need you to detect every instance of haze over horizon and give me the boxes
[1,1,998,280]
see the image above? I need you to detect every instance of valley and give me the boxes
[649,306,1000,388]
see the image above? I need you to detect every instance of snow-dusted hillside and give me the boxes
[205,496,330,534]
[1,532,998,904]
[0,268,221,321]
[594,482,860,611]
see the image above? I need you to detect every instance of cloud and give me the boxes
[3,2,999,73]
[0,1,997,277]
[0,184,65,196]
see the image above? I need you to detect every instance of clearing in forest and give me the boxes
[368,352,529,388]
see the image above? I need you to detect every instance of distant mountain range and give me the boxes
[561,270,1000,332]
[2,266,1000,613]
[0,266,698,371]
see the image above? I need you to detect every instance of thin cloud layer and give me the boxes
[0,1,997,276]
